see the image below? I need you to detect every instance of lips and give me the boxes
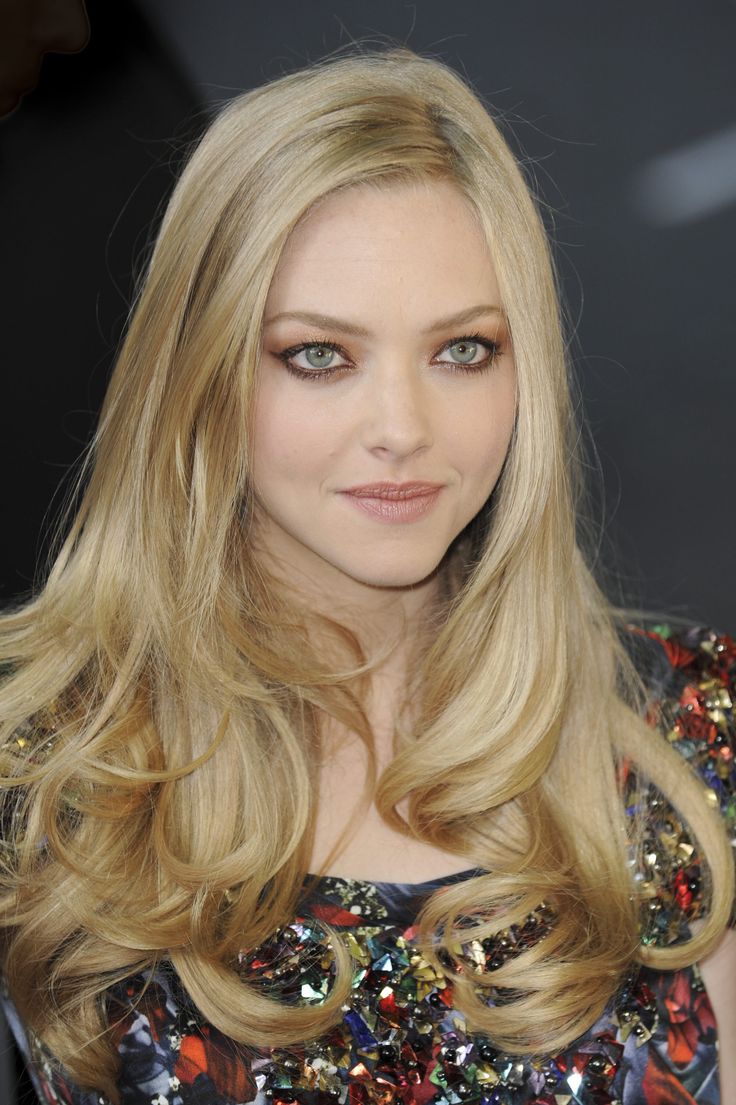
[343,482,443,499]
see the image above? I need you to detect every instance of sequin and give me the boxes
[0,624,734,1105]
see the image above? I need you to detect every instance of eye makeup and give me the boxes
[271,333,505,382]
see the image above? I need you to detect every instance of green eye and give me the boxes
[304,345,336,368]
[448,340,479,364]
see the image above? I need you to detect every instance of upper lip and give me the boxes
[342,481,444,498]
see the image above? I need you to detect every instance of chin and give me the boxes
[342,559,443,591]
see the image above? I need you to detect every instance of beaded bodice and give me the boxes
[1,623,735,1105]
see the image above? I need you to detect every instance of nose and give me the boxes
[359,357,434,459]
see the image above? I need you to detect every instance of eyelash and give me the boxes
[272,333,504,382]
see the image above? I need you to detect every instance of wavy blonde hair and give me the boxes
[0,48,732,1101]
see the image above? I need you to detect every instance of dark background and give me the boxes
[1,1,735,1098]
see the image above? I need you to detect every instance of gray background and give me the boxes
[1,0,735,1098]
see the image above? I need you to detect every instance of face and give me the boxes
[250,179,517,617]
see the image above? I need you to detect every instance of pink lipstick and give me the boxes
[341,482,443,523]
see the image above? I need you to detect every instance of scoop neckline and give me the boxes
[303,866,484,891]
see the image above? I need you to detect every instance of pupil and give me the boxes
[453,341,477,363]
[306,346,333,368]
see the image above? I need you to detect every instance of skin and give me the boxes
[251,178,517,881]
[252,179,516,650]
[249,180,736,1093]
[691,922,736,1099]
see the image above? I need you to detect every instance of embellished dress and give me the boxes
[1,624,735,1105]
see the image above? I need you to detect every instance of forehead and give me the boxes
[266,179,502,319]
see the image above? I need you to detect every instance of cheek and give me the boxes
[251,379,342,482]
[450,385,516,480]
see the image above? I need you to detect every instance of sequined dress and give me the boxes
[1,624,735,1105]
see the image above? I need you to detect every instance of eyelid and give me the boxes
[278,338,353,362]
[271,338,354,381]
[271,331,504,381]
[276,334,501,359]
[432,333,504,359]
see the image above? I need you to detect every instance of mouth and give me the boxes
[340,485,444,523]
[342,482,444,499]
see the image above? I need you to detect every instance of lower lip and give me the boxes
[341,489,442,522]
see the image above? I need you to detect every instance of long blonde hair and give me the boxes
[0,48,732,1101]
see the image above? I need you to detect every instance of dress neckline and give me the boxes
[303,866,484,891]
[298,866,487,927]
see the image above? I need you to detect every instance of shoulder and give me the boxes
[624,622,735,813]
[621,621,736,942]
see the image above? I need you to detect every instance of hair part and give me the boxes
[0,47,732,1100]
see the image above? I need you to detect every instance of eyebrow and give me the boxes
[263,305,505,336]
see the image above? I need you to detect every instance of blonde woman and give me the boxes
[0,48,734,1105]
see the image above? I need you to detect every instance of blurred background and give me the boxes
[0,0,735,1098]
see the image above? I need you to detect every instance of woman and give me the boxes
[0,48,734,1105]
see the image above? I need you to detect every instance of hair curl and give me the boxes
[0,48,732,1101]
